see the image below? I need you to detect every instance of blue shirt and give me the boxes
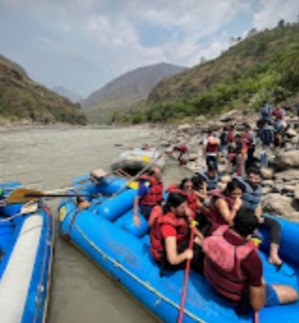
[137,181,151,199]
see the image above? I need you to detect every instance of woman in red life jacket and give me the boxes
[203,208,298,313]
[150,192,204,273]
[166,178,207,247]
[133,166,163,227]
[166,178,204,214]
[208,179,245,226]
[178,178,204,214]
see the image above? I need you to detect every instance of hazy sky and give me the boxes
[0,0,298,98]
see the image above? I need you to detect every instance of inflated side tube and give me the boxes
[94,189,136,221]
[96,176,128,196]
[120,210,149,238]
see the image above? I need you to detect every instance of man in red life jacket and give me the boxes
[133,166,164,227]
[202,208,298,314]
[203,130,220,171]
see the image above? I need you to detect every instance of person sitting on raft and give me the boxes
[191,174,208,202]
[133,166,163,227]
[195,163,220,192]
[150,192,204,273]
[166,178,203,214]
[202,208,298,314]
[207,178,244,226]
[233,166,283,267]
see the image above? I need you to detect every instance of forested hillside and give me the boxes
[114,20,299,124]
[0,55,87,125]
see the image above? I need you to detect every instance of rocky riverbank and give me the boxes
[157,109,299,220]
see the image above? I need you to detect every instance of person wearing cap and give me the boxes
[202,208,298,313]
[203,130,220,171]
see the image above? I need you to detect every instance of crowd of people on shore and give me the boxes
[169,101,297,176]
[132,101,299,317]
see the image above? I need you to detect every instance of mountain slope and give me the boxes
[52,86,82,103]
[0,55,87,125]
[115,21,299,124]
[82,62,186,123]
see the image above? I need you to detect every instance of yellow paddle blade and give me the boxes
[7,188,43,204]
[127,181,139,189]
[141,156,151,163]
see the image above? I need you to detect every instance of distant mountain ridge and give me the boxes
[52,86,82,103]
[0,54,86,125]
[82,62,186,123]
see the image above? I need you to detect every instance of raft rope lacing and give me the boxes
[71,218,206,323]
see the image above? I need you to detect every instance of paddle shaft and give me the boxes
[177,226,195,323]
[109,152,164,199]
[25,193,92,198]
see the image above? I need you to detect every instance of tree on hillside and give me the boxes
[278,19,285,28]
[247,28,258,38]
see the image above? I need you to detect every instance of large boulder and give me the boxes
[273,150,299,171]
[261,193,296,218]
[260,167,274,179]
[274,169,299,183]
[177,124,191,131]
[294,184,299,203]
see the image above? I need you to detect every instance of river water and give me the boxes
[0,126,191,323]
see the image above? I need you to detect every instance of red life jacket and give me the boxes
[227,130,235,143]
[148,205,163,227]
[242,132,250,151]
[166,183,197,213]
[273,107,283,119]
[139,175,163,207]
[166,182,182,194]
[185,192,198,213]
[206,137,219,153]
[150,211,189,262]
[208,191,235,225]
[202,225,256,302]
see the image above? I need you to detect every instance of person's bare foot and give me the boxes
[268,255,283,267]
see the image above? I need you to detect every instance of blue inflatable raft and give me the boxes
[58,173,299,323]
[0,182,54,323]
